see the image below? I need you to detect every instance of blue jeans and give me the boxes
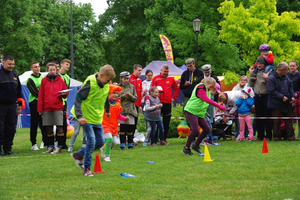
[253,64,274,76]
[69,119,81,148]
[77,123,105,170]
[150,120,164,144]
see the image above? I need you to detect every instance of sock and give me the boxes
[104,138,113,155]
[120,143,125,148]
[128,143,133,147]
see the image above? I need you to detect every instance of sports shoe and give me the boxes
[83,169,94,177]
[182,147,192,155]
[40,141,46,149]
[71,152,84,170]
[68,147,73,152]
[128,146,134,149]
[191,143,202,154]
[61,144,68,149]
[104,156,111,162]
[160,141,169,145]
[50,147,62,154]
[31,144,39,151]
[100,148,105,159]
[120,147,125,150]
[3,151,18,156]
[250,76,257,81]
[143,141,147,146]
[43,147,54,153]
[151,143,157,146]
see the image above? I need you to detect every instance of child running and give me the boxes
[71,65,115,176]
[182,78,226,155]
[37,62,69,154]
[235,87,254,141]
[100,84,129,161]
[144,86,166,146]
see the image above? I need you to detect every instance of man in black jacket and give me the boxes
[0,55,23,156]
[179,58,203,123]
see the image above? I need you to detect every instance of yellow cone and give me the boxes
[204,145,213,162]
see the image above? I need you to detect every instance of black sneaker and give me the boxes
[120,147,125,150]
[182,147,192,155]
[0,151,3,157]
[3,151,18,156]
[128,146,134,149]
[191,143,202,154]
[61,144,68,149]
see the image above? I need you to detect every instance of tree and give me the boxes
[0,0,45,73]
[218,0,300,67]
[144,0,246,75]
[94,0,154,78]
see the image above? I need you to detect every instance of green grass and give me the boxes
[1,128,300,200]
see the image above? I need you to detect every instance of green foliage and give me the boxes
[218,0,300,67]
[137,103,184,138]
[223,71,240,86]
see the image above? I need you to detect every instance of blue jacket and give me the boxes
[236,97,254,114]
[267,72,295,109]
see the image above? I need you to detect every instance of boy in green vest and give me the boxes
[59,59,71,149]
[71,65,116,176]
[27,61,47,150]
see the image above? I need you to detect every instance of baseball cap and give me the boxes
[214,83,221,94]
[120,71,130,78]
[201,64,211,72]
[157,86,164,93]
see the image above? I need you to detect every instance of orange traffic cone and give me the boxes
[94,153,103,173]
[204,145,213,162]
[262,138,269,154]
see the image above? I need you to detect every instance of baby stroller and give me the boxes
[212,106,235,141]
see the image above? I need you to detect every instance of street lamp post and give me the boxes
[193,15,201,67]
[70,0,74,78]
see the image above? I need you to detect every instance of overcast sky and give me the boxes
[74,0,108,18]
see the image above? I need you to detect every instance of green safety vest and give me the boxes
[27,74,44,103]
[81,75,109,124]
[59,73,70,105]
[184,83,211,118]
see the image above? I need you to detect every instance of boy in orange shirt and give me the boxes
[100,84,129,161]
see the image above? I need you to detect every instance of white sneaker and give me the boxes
[104,156,111,162]
[100,148,105,159]
[40,141,45,149]
[68,147,73,152]
[31,144,39,150]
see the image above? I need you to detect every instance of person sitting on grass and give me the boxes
[71,65,115,177]
[182,78,226,155]
[100,84,129,162]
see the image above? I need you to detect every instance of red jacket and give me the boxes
[151,74,179,104]
[37,75,68,113]
[130,73,142,107]
[253,51,274,67]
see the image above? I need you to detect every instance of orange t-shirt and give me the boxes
[102,99,122,136]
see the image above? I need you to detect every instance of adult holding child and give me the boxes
[151,64,179,144]
[248,57,273,141]
[182,78,226,155]
[267,62,295,141]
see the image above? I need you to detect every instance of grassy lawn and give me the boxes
[1,128,300,200]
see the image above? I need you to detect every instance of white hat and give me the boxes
[201,64,211,72]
